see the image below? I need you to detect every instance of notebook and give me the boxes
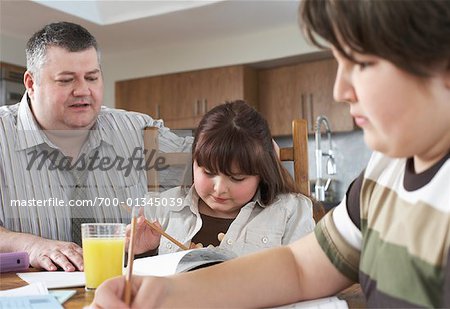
[131,247,237,276]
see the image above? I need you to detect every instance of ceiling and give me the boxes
[1,0,301,54]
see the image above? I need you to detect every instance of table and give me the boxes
[338,284,366,308]
[0,270,93,308]
[1,270,365,308]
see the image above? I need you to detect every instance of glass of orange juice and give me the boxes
[82,223,126,290]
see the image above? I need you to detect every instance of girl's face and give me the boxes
[332,47,450,170]
[193,160,260,218]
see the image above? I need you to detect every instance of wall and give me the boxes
[102,23,317,108]
[276,130,372,203]
[1,24,317,108]
[0,34,27,67]
[1,29,369,203]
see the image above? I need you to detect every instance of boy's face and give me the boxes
[332,47,450,161]
[193,160,260,218]
[25,46,103,131]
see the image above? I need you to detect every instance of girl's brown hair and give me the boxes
[299,0,450,77]
[193,100,298,205]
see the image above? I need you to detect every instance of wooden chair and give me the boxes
[143,127,192,192]
[144,124,325,222]
[279,119,325,222]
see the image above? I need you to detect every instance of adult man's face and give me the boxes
[25,46,103,130]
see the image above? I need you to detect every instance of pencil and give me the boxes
[124,209,137,306]
[120,203,189,251]
[143,219,189,251]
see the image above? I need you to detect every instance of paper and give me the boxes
[0,282,48,297]
[17,271,85,289]
[0,282,71,308]
[132,250,193,276]
[49,290,77,304]
[0,295,63,309]
[272,296,348,309]
[0,277,76,305]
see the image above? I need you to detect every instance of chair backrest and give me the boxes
[144,124,325,222]
[279,119,325,222]
[143,127,191,192]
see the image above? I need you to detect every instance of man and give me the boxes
[0,22,192,271]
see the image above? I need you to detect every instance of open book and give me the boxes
[131,247,237,277]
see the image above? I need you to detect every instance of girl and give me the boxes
[133,100,314,256]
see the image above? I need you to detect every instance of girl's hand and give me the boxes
[189,242,204,249]
[189,233,226,249]
[125,216,161,254]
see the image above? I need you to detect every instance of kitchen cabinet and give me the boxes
[0,62,26,106]
[258,58,354,136]
[115,65,257,129]
[116,75,162,118]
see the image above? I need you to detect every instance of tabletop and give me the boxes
[0,269,365,308]
[0,270,93,308]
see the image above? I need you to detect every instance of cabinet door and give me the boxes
[115,76,162,118]
[161,72,198,124]
[258,58,354,136]
[258,65,304,136]
[164,65,257,129]
[116,65,257,130]
[299,59,354,133]
[200,65,250,112]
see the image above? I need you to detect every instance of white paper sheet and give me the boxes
[16,271,85,289]
[132,250,192,276]
[272,296,348,309]
[0,282,48,297]
[131,248,236,276]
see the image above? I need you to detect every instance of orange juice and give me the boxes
[83,237,125,289]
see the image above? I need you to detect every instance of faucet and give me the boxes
[314,116,336,202]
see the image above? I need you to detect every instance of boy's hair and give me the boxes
[26,21,100,83]
[193,100,298,205]
[299,0,450,77]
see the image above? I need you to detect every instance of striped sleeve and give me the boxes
[314,173,364,282]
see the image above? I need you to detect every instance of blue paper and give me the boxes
[0,295,63,309]
[49,289,77,304]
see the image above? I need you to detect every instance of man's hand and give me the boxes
[26,237,83,271]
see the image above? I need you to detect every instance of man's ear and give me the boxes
[23,71,36,99]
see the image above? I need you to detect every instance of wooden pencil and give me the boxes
[120,203,189,251]
[143,219,189,250]
[124,213,137,306]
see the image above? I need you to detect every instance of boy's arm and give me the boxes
[135,233,353,307]
[170,233,351,307]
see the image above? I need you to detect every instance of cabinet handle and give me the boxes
[203,99,208,114]
[194,100,199,116]
[309,94,314,132]
[300,94,306,119]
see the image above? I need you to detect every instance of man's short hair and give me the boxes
[26,21,100,82]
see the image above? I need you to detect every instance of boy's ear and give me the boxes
[445,61,450,89]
